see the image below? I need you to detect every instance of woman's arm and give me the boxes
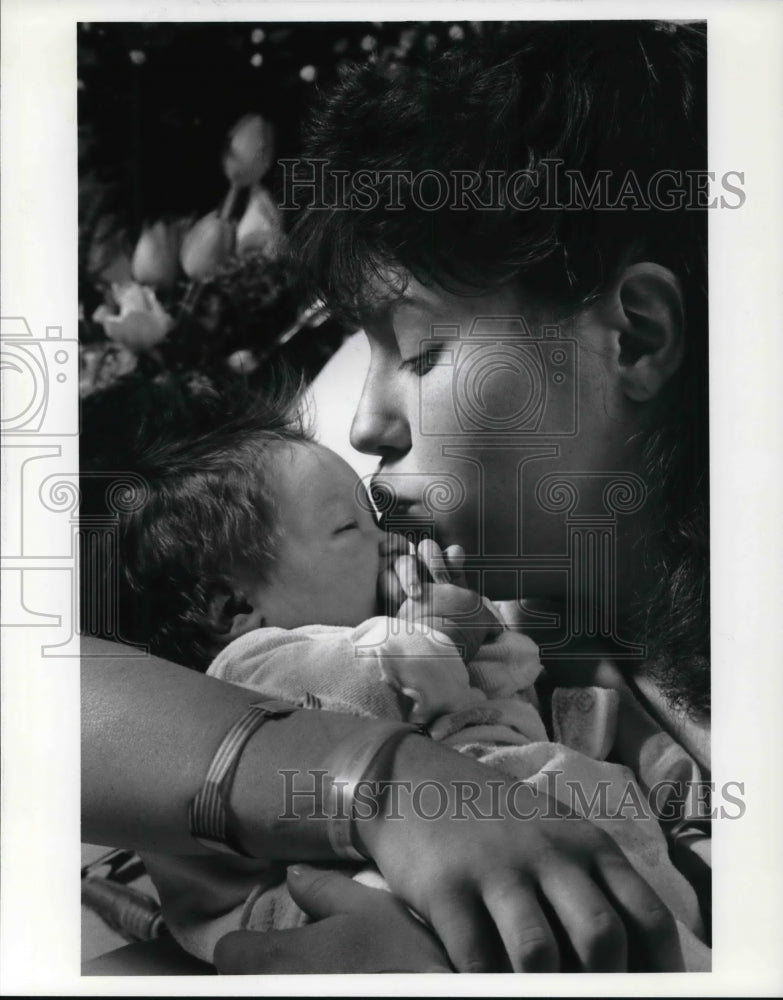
[82,636,402,857]
[82,636,684,971]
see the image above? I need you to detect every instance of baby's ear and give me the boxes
[204,583,262,644]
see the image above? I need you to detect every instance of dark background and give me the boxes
[78,21,506,389]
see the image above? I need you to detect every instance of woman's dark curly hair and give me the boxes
[293,20,709,717]
[80,372,310,670]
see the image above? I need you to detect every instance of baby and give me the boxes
[81,376,709,969]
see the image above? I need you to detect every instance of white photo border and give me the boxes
[2,0,782,994]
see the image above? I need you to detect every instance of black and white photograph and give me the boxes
[1,1,782,993]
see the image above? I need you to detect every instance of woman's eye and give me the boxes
[399,343,442,377]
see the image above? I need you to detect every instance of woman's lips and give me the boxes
[377,498,426,531]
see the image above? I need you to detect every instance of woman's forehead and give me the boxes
[359,273,554,337]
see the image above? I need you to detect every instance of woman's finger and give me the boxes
[213,924,344,974]
[593,852,684,971]
[427,888,504,972]
[286,864,385,919]
[537,864,627,971]
[214,916,451,974]
[482,876,561,972]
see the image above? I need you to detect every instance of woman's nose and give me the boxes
[350,371,411,458]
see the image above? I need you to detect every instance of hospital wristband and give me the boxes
[322,720,430,862]
[189,699,298,856]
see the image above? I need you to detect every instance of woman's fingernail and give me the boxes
[287,865,304,879]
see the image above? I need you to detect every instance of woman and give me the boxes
[82,21,708,972]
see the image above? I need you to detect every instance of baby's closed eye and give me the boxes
[334,519,359,534]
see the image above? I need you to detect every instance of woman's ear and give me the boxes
[205,584,264,644]
[609,262,686,402]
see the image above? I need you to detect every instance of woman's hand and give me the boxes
[356,733,684,973]
[213,865,452,974]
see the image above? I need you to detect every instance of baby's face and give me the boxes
[242,441,387,629]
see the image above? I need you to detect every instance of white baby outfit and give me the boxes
[142,610,710,969]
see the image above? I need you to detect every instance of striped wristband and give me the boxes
[189,699,298,856]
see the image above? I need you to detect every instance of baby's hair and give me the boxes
[80,369,312,670]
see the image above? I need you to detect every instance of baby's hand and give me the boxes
[380,536,468,610]
[398,583,504,662]
[407,538,469,593]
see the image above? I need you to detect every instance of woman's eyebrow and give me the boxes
[361,288,430,324]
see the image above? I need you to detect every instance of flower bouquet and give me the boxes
[79,112,341,398]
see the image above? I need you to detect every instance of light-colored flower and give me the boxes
[236,185,284,258]
[92,281,173,351]
[179,211,235,280]
[131,220,186,289]
[222,114,276,187]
